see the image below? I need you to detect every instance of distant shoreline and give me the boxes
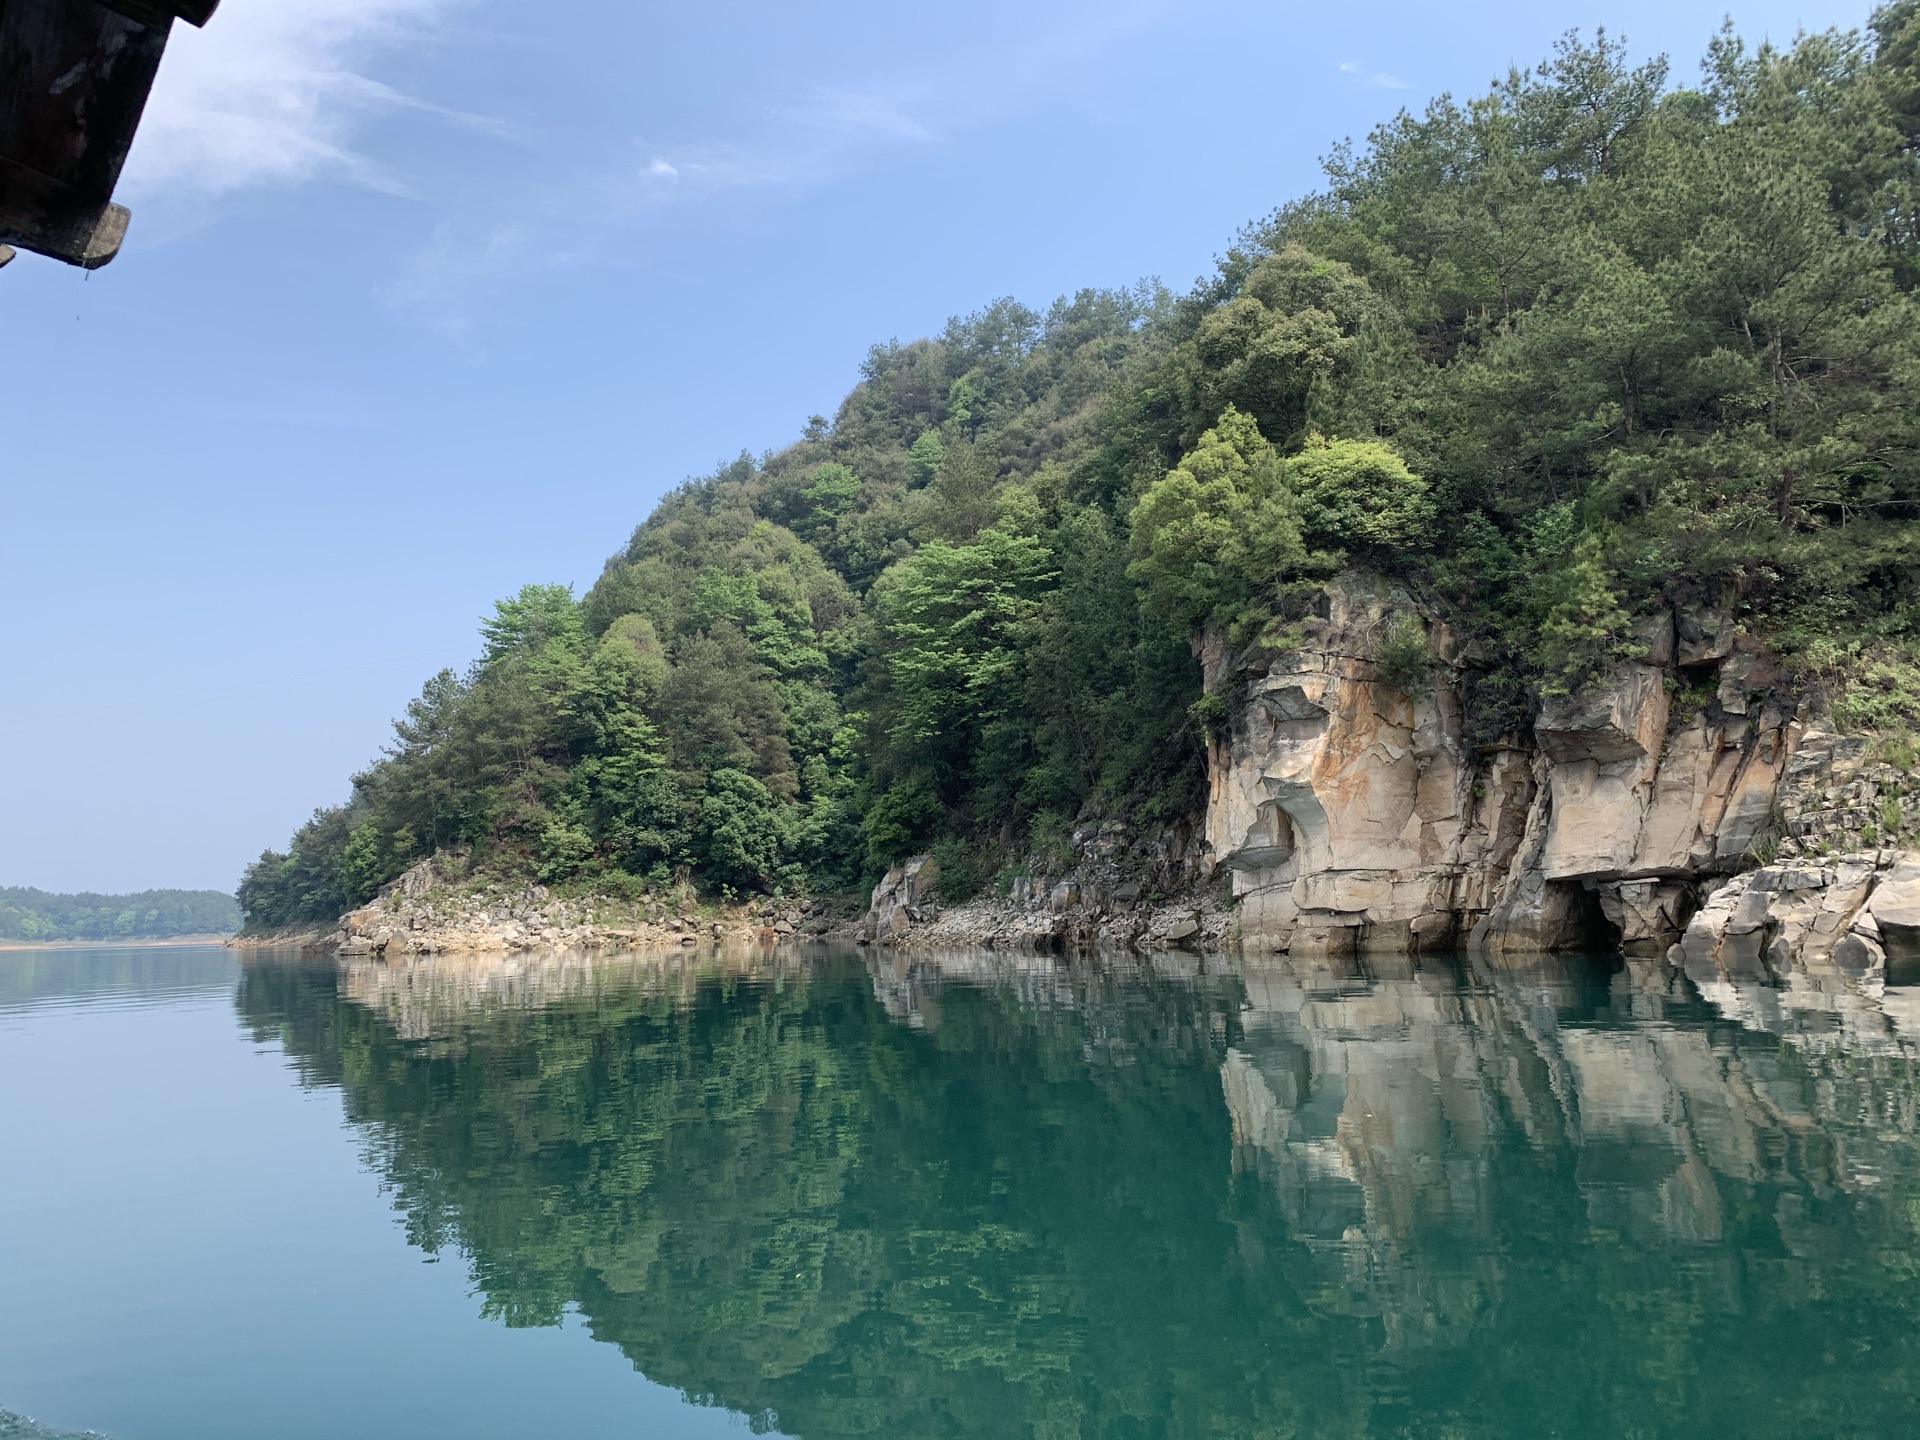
[0,934,236,952]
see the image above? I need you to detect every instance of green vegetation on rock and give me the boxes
[245,10,1920,926]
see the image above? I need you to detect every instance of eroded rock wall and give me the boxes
[861,571,1914,956]
[1210,573,1915,957]
[1207,575,1514,955]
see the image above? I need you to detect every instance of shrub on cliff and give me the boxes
[1127,406,1311,638]
[1288,435,1432,554]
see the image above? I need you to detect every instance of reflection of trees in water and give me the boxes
[0,946,235,1013]
[235,948,1920,1440]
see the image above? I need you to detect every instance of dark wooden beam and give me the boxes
[97,0,218,28]
[0,0,214,269]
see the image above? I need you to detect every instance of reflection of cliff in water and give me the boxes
[1224,950,1920,1358]
[236,947,1920,1440]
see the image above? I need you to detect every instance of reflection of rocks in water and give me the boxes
[236,943,1920,1440]
[338,947,824,1043]
[1224,955,1526,1348]
[863,947,1238,1066]
[1224,950,1920,1346]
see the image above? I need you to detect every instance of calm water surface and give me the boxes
[2,942,1917,1439]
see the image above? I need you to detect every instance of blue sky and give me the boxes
[0,0,1867,894]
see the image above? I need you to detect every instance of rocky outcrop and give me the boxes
[1206,575,1505,956]
[861,855,944,945]
[1208,572,1916,957]
[876,885,1237,953]
[330,858,835,958]
[1678,852,1920,989]
[856,819,1231,952]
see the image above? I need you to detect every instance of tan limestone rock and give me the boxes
[1535,663,1668,880]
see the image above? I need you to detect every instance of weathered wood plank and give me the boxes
[0,2,167,188]
[0,0,186,267]
[0,151,127,265]
[97,0,218,29]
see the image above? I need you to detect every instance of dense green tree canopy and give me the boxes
[0,888,240,942]
[244,10,1920,925]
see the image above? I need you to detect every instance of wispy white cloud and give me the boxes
[1339,60,1409,90]
[604,1,1170,217]
[390,66,978,326]
[391,70,979,320]
[127,0,506,196]
[206,0,1176,327]
[787,85,934,144]
[624,82,937,202]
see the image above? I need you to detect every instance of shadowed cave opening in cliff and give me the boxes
[1886,923,1920,987]
[1566,881,1625,953]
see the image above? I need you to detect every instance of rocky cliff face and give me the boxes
[869,570,1917,962]
[861,845,1237,952]
[1209,573,1916,963]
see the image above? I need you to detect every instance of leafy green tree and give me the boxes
[862,772,945,867]
[1174,246,1380,449]
[239,805,357,926]
[0,887,241,941]
[907,429,946,485]
[910,436,998,542]
[655,624,794,795]
[1287,433,1433,552]
[1127,405,1312,637]
[871,524,1056,761]
[693,768,796,892]
[796,463,861,540]
[479,584,585,668]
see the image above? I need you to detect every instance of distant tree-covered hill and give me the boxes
[0,888,241,942]
[243,10,1920,930]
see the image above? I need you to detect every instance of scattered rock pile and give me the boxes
[1679,853,1920,987]
[331,859,837,958]
[858,821,1231,953]
[1776,733,1918,859]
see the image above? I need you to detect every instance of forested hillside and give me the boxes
[242,10,1920,929]
[0,888,241,942]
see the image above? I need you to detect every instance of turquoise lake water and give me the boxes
[1,943,1916,1439]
